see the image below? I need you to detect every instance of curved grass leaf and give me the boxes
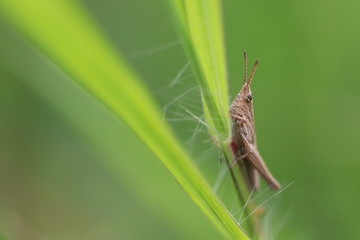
[0,0,248,239]
[168,0,231,144]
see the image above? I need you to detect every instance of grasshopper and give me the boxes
[229,50,281,190]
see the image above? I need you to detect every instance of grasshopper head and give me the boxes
[239,83,253,104]
[230,50,259,115]
[238,50,259,104]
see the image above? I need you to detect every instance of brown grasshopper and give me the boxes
[229,50,281,190]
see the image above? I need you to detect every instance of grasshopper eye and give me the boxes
[246,94,253,102]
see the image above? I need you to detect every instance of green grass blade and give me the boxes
[0,0,248,239]
[169,0,231,144]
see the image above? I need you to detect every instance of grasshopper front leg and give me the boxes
[231,114,250,125]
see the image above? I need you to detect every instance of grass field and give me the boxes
[1,0,360,239]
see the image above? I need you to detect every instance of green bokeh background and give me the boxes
[1,0,360,239]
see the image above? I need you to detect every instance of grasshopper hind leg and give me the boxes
[238,159,260,191]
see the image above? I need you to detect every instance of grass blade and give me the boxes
[168,0,231,144]
[0,0,248,239]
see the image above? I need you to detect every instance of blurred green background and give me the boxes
[1,0,360,239]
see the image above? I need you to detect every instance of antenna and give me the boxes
[243,50,248,84]
[247,59,259,84]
